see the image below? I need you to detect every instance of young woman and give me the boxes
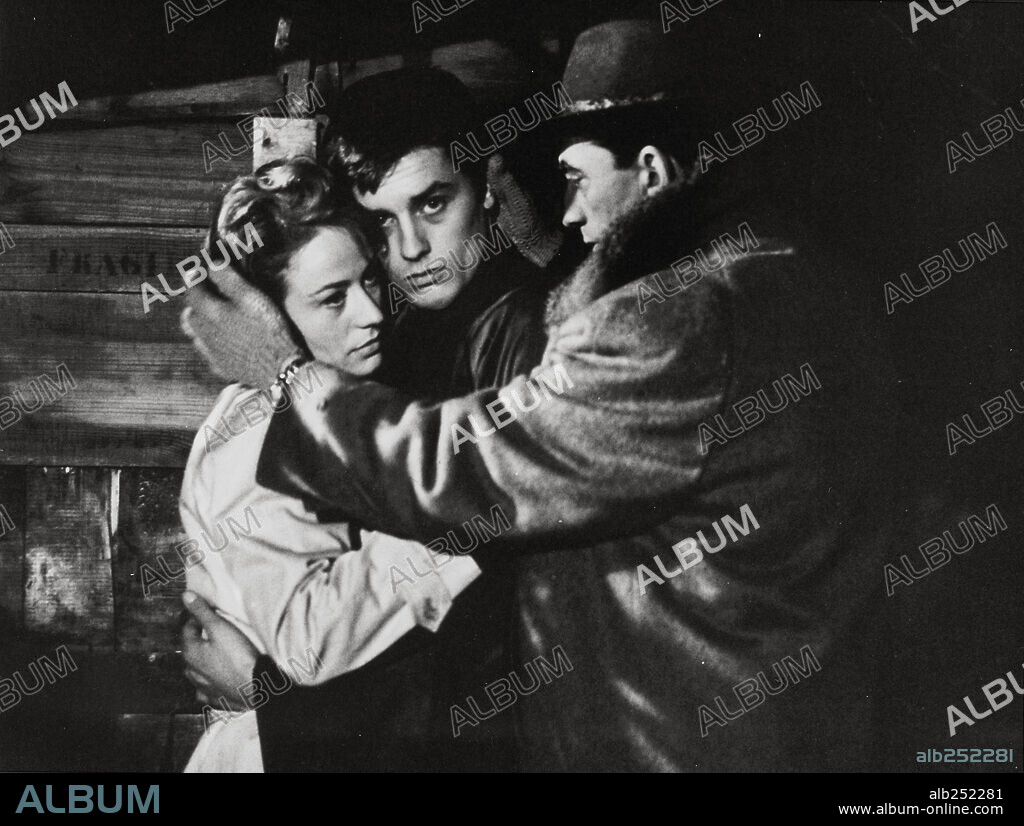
[179,157,479,772]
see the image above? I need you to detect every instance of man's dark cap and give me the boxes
[556,19,691,118]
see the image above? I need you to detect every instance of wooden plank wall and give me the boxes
[0,106,253,466]
[0,68,312,771]
[0,39,547,771]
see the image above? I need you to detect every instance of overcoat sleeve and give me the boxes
[257,278,730,549]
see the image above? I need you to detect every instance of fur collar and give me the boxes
[545,182,708,327]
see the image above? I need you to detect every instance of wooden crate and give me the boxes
[0,71,309,768]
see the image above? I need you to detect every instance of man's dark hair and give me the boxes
[324,67,486,195]
[559,102,700,173]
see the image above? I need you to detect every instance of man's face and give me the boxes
[559,141,646,245]
[354,147,490,311]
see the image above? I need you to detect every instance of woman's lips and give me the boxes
[353,336,381,355]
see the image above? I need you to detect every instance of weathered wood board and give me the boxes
[0,225,206,293]
[24,467,114,646]
[65,76,288,123]
[115,713,205,773]
[251,117,319,170]
[0,291,223,467]
[112,468,190,653]
[0,123,251,226]
[0,466,25,623]
[338,41,556,105]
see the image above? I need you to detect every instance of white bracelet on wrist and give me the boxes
[269,355,310,410]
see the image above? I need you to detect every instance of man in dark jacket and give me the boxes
[325,67,551,396]
[185,67,553,773]
[182,20,897,771]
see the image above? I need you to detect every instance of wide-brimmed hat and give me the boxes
[556,19,690,117]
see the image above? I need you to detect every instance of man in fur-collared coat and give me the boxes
[181,20,898,771]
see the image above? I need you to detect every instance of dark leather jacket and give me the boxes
[380,245,549,400]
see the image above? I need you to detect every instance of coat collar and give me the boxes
[545,182,706,327]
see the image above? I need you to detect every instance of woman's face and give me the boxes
[280,225,384,377]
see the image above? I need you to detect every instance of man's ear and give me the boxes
[636,145,678,196]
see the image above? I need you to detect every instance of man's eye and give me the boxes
[422,197,447,216]
[361,269,382,289]
[375,214,395,228]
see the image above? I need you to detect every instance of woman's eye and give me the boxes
[321,290,347,308]
[422,197,447,216]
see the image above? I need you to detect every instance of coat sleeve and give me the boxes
[234,532,479,684]
[180,456,480,686]
[257,280,730,548]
